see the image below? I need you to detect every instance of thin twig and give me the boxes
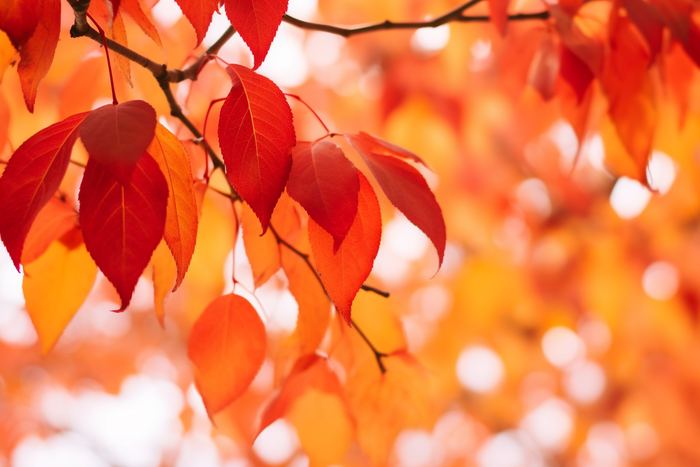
[351,318,388,373]
[167,27,237,82]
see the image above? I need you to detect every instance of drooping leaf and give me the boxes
[23,230,97,354]
[559,44,594,103]
[528,32,560,101]
[348,131,429,166]
[287,141,360,251]
[308,172,381,325]
[241,202,281,288]
[21,196,78,265]
[121,0,163,48]
[281,242,332,354]
[152,239,177,326]
[223,0,289,69]
[89,0,132,85]
[258,354,344,435]
[172,0,219,47]
[188,293,266,416]
[148,123,198,290]
[488,0,510,36]
[218,64,295,232]
[17,0,60,113]
[0,0,40,50]
[346,134,446,269]
[548,1,606,76]
[0,112,89,269]
[80,100,157,185]
[624,0,663,62]
[346,351,430,465]
[79,153,168,312]
[601,16,655,182]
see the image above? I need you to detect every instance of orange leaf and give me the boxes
[258,354,343,435]
[488,0,510,36]
[152,239,177,326]
[23,230,97,354]
[528,32,560,101]
[188,293,266,416]
[121,0,163,48]
[79,153,168,311]
[21,197,78,266]
[241,202,281,288]
[601,16,656,182]
[281,244,331,354]
[148,123,199,290]
[308,172,381,325]
[346,351,430,464]
[17,0,60,113]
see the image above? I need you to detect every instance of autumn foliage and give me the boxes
[2,0,700,465]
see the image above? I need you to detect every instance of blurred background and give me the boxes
[2,0,700,466]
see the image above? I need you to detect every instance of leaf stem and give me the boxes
[284,94,330,135]
[350,318,388,373]
[85,12,118,105]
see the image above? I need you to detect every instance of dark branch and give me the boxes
[351,319,388,373]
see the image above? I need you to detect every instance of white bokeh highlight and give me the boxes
[541,327,586,370]
[609,177,652,219]
[642,261,679,301]
[456,345,505,394]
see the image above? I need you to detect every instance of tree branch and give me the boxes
[282,0,549,37]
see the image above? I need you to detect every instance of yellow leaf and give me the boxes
[23,232,97,354]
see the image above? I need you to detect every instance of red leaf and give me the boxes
[308,172,381,325]
[559,44,594,103]
[0,112,89,269]
[224,0,288,69]
[624,0,663,62]
[0,0,40,49]
[528,32,560,101]
[218,64,295,233]
[601,16,655,182]
[21,197,78,266]
[17,0,60,113]
[287,141,359,251]
[346,134,446,269]
[350,131,428,166]
[188,294,266,416]
[121,0,163,48]
[148,123,199,290]
[80,100,157,185]
[258,354,343,435]
[172,0,219,47]
[488,0,510,36]
[79,153,168,311]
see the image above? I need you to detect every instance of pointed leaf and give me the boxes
[350,131,428,166]
[281,243,331,354]
[601,17,655,182]
[559,44,594,103]
[17,0,60,113]
[224,0,289,69]
[79,153,168,311]
[0,0,40,49]
[172,0,218,47]
[0,112,89,269]
[218,64,295,232]
[241,203,281,288]
[346,351,430,465]
[308,172,381,325]
[23,230,97,354]
[188,293,266,416]
[152,239,177,326]
[80,100,157,184]
[287,141,359,251]
[121,0,163,48]
[346,134,446,269]
[21,197,78,265]
[488,0,510,36]
[624,0,663,62]
[258,354,343,435]
[148,123,199,290]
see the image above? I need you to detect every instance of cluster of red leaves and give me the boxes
[0,0,445,424]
